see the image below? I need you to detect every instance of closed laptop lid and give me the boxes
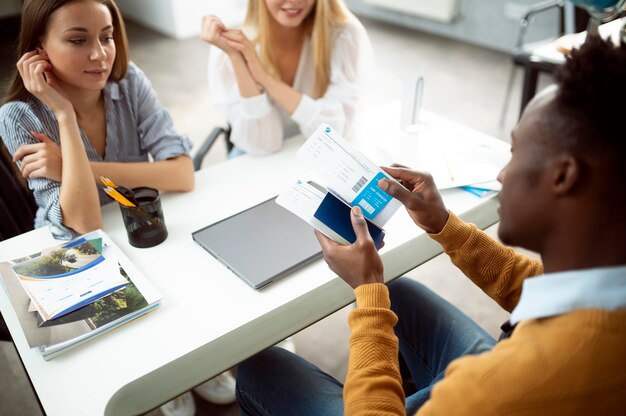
[192,197,322,289]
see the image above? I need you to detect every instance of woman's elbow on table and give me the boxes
[65,216,103,236]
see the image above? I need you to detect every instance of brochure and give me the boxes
[0,230,162,360]
[277,123,401,247]
[11,235,129,322]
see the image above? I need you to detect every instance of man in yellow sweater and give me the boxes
[236,38,626,415]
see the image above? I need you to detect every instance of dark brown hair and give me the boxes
[3,0,129,104]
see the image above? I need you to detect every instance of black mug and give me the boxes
[119,187,168,248]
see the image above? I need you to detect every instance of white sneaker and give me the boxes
[193,371,236,405]
[275,336,296,353]
[160,392,195,416]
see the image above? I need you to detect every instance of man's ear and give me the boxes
[552,154,580,195]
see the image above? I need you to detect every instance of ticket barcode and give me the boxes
[358,200,375,215]
[352,176,368,193]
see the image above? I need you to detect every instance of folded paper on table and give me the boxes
[378,123,511,190]
[460,186,496,198]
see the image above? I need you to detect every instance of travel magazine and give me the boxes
[11,235,129,322]
[0,230,162,360]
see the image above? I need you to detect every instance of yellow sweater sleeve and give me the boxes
[344,283,405,416]
[429,212,544,312]
[344,213,545,415]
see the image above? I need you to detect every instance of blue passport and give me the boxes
[313,192,385,250]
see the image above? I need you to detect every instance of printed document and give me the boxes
[278,123,401,245]
[295,123,401,228]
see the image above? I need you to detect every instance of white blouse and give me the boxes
[208,18,373,156]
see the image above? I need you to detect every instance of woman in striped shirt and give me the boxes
[0,0,194,240]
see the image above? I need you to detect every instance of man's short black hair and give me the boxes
[552,37,626,173]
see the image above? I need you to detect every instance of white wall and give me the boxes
[0,0,21,19]
[363,0,459,23]
[115,0,247,39]
[346,0,562,52]
[115,0,176,37]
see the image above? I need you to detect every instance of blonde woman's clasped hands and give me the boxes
[201,15,236,55]
[201,15,269,87]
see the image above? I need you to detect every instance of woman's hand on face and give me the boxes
[222,30,270,85]
[13,132,63,182]
[17,51,73,116]
[201,15,237,55]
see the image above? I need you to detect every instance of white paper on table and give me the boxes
[379,124,511,190]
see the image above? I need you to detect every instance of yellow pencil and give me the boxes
[103,186,136,207]
[99,175,116,188]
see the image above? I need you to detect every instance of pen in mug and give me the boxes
[100,177,161,227]
[103,186,136,207]
[99,175,115,188]
[100,176,137,207]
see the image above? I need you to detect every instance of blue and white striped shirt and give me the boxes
[0,62,192,239]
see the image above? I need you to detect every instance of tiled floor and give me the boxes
[0,13,546,416]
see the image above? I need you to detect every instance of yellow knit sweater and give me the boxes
[344,212,626,415]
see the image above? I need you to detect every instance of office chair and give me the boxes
[500,0,566,126]
[0,140,37,242]
[192,124,232,171]
[0,139,37,342]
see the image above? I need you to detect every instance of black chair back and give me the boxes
[0,139,37,341]
[192,125,232,171]
[0,139,37,241]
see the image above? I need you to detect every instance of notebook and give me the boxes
[192,196,322,289]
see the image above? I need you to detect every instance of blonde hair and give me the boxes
[244,0,352,98]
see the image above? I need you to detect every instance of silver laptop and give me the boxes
[192,197,322,289]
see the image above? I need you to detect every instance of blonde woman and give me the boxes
[201,0,372,156]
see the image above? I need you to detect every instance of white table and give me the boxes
[529,17,624,65]
[514,17,625,114]
[0,111,502,416]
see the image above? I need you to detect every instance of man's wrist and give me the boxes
[425,209,450,234]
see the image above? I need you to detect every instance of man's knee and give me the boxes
[388,277,430,305]
[238,346,289,385]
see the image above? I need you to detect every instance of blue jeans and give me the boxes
[236,278,497,415]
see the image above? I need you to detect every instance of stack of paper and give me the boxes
[12,236,129,322]
[0,230,162,360]
[377,124,509,192]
